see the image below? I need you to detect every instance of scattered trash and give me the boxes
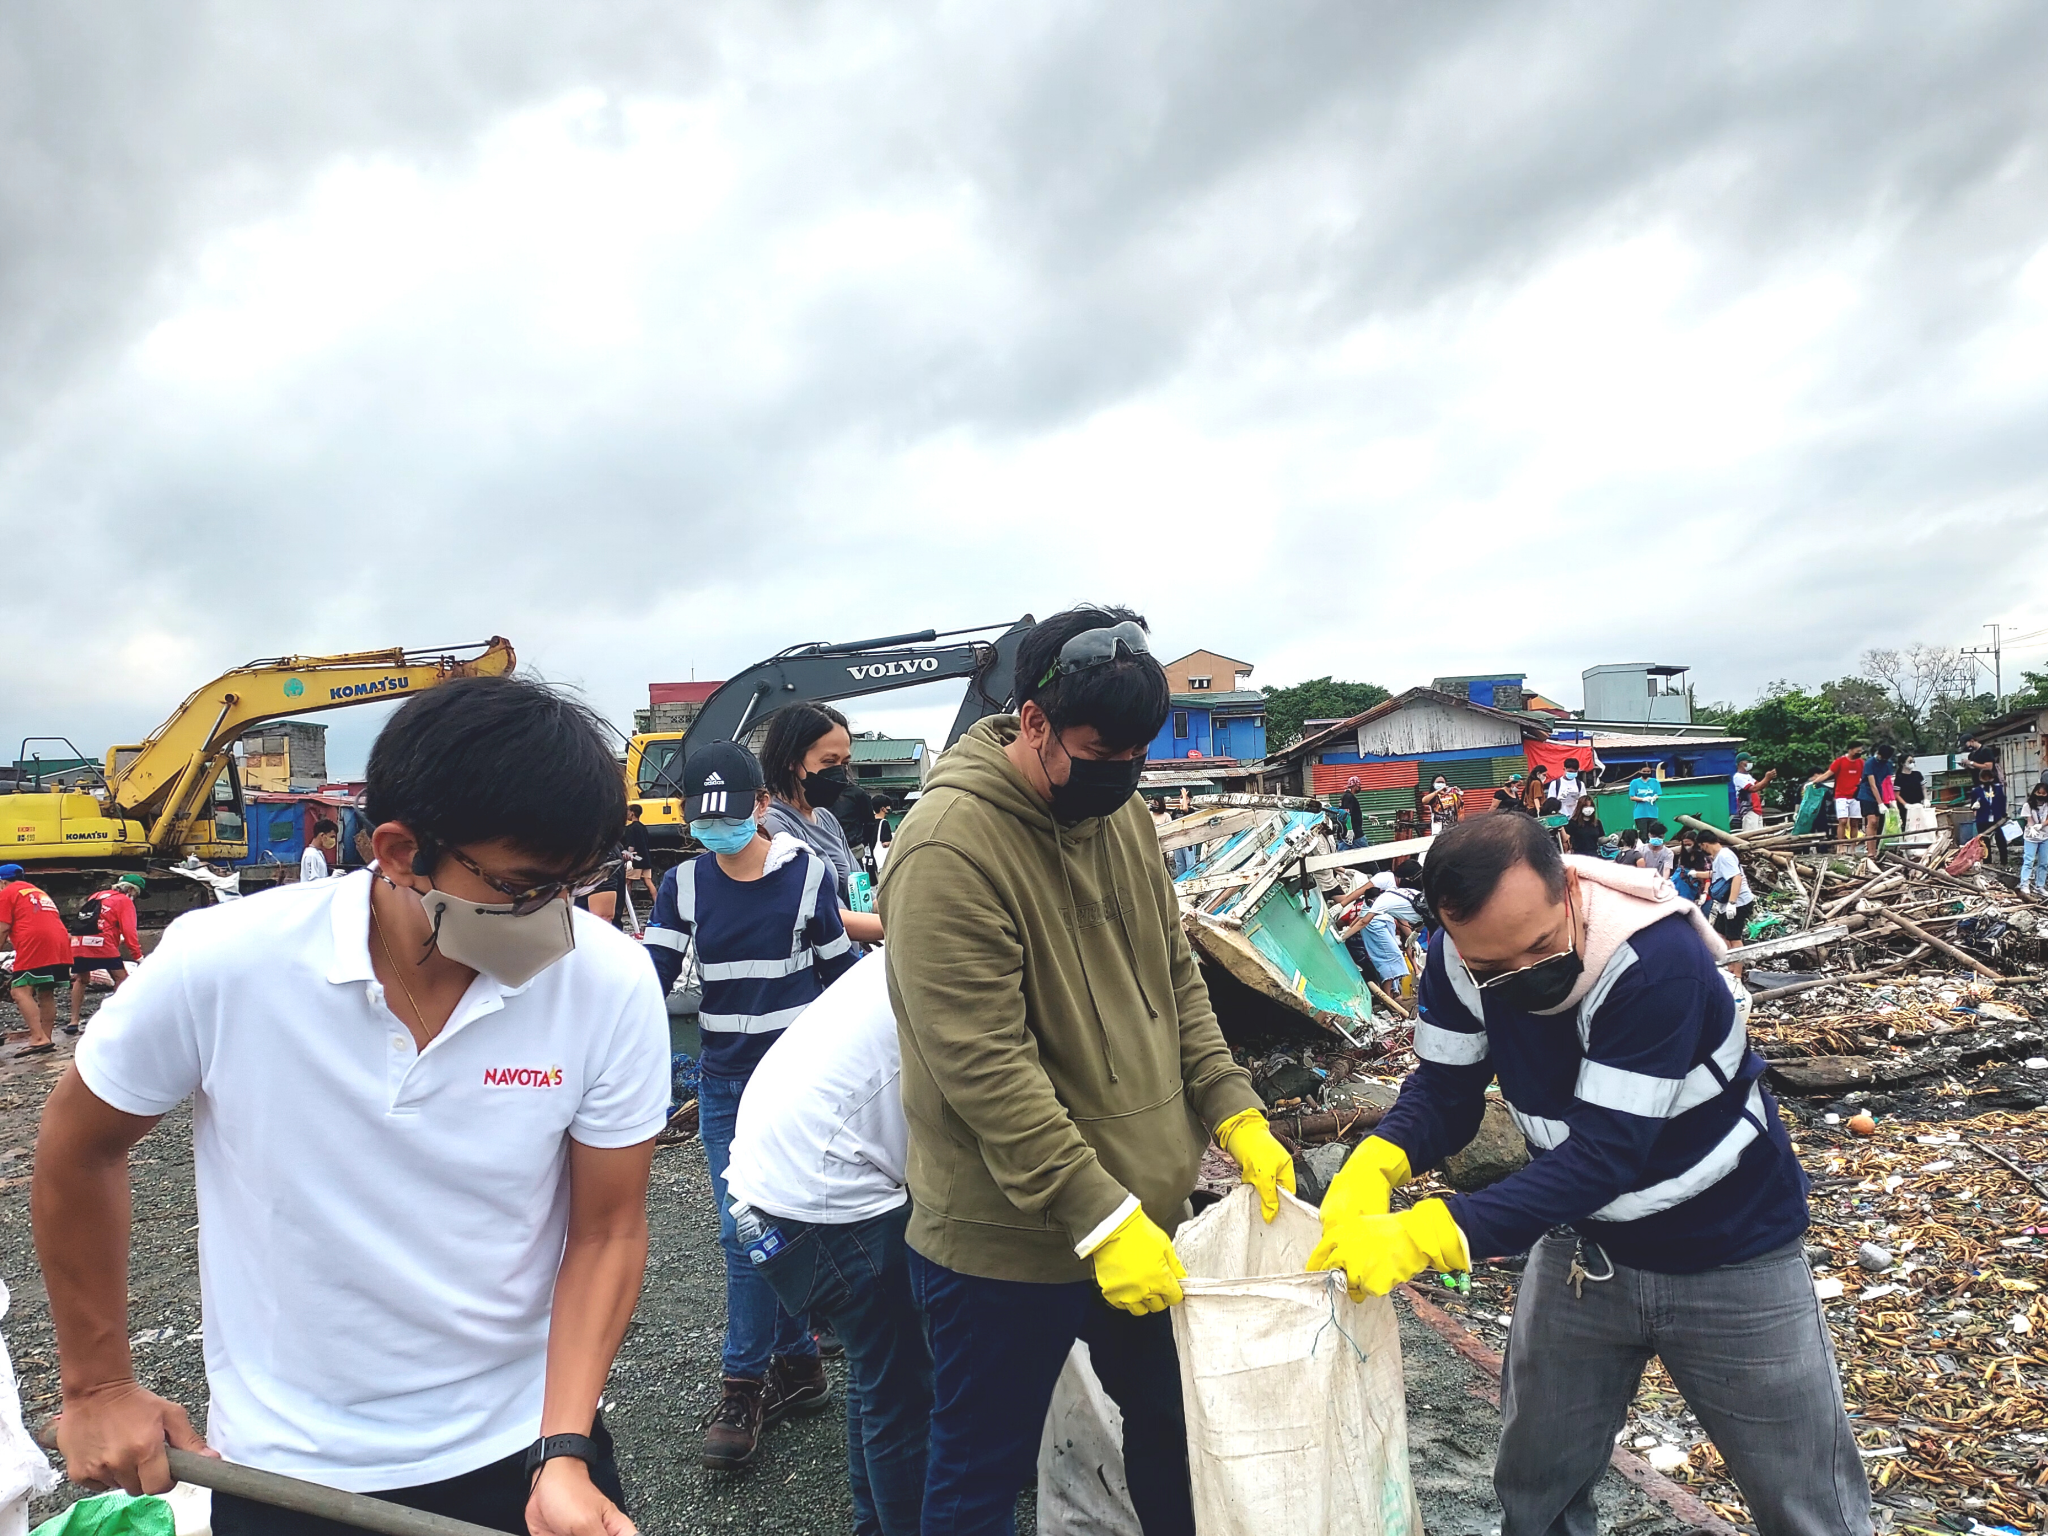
[1848,1112,1878,1137]
[1857,1243,1896,1273]
[1643,1444,1688,1474]
[1813,1276,1846,1300]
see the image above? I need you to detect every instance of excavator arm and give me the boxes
[648,617,1036,798]
[108,638,516,852]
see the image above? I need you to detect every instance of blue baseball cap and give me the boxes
[0,864,22,882]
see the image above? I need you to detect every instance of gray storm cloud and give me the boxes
[3,1,2046,774]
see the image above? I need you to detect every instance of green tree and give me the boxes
[2003,669,2048,711]
[1715,683,1866,802]
[1260,677,1392,749]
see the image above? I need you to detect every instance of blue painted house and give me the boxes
[1149,690,1267,766]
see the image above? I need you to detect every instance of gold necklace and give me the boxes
[369,900,434,1041]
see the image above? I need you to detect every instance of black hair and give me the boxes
[760,702,850,802]
[1391,857,1426,888]
[1013,605,1170,755]
[1542,796,1561,815]
[1563,758,1580,771]
[626,803,642,818]
[1421,812,1568,924]
[1696,826,1726,846]
[311,818,339,837]
[365,674,624,871]
[1876,744,1894,760]
[1618,828,1639,846]
[1647,820,1667,838]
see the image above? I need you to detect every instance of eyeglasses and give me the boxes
[1468,947,1577,993]
[1037,621,1151,687]
[438,847,624,915]
[1462,889,1579,991]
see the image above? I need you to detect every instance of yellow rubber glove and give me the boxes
[1215,1108,1297,1222]
[1319,1135,1412,1226]
[1090,1205,1188,1315]
[1307,1197,1470,1302]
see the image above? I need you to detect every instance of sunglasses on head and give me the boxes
[1037,621,1151,688]
[430,845,625,915]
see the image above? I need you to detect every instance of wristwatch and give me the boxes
[523,1433,600,1483]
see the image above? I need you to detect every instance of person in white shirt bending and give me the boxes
[33,676,670,1536]
[723,953,931,1536]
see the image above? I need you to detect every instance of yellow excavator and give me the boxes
[4,638,515,871]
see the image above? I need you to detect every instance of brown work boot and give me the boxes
[700,1376,765,1471]
[763,1352,831,1425]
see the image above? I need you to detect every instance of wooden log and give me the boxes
[1780,855,1808,900]
[1747,946,1929,1002]
[1869,905,2003,979]
[1368,980,1413,1020]
[1821,869,1902,920]
[1717,924,1849,967]
[1766,1054,1938,1095]
[1270,1104,1388,1144]
[1803,857,1829,933]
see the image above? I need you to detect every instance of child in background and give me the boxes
[1639,821,1675,879]
[1613,828,1643,867]
[643,741,857,1471]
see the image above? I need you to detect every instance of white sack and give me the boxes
[1171,1185,1421,1536]
[1035,1341,1141,1536]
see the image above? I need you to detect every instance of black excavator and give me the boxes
[625,615,1036,846]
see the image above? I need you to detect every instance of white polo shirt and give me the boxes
[724,951,907,1226]
[75,871,669,1491]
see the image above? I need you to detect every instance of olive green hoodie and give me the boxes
[877,716,1260,1284]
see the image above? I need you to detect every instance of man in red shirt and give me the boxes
[1,864,76,1053]
[67,874,145,1031]
[1824,747,1869,852]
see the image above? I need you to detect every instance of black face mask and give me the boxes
[1487,948,1584,1013]
[1041,738,1144,825]
[803,765,850,812]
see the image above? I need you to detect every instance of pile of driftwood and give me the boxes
[1675,815,2044,994]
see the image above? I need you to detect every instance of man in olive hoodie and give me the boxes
[878,606,1296,1536]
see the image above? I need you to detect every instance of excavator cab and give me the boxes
[187,758,249,863]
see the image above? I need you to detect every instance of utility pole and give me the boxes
[1961,623,2005,709]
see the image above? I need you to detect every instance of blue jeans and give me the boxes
[908,1251,1193,1536]
[697,1070,815,1379]
[2023,836,2048,891]
[754,1206,932,1536]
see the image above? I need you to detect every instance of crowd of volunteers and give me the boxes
[22,606,1878,1536]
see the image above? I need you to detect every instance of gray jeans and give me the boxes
[1497,1232,1871,1536]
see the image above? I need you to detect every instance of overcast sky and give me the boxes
[5,1,2047,776]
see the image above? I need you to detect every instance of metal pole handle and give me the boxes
[161,1448,510,1536]
[37,1423,508,1536]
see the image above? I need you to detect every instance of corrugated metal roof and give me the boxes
[1170,690,1265,707]
[1279,687,1547,762]
[851,738,925,761]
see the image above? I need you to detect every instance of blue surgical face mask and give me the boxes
[1650,837,1664,847]
[691,816,758,855]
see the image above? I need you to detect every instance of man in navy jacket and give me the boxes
[1312,814,1869,1536]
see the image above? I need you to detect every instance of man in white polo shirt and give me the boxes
[723,952,932,1536]
[33,676,670,1536]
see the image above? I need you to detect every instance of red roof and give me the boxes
[649,681,723,706]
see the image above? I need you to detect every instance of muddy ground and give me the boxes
[0,987,1691,1536]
